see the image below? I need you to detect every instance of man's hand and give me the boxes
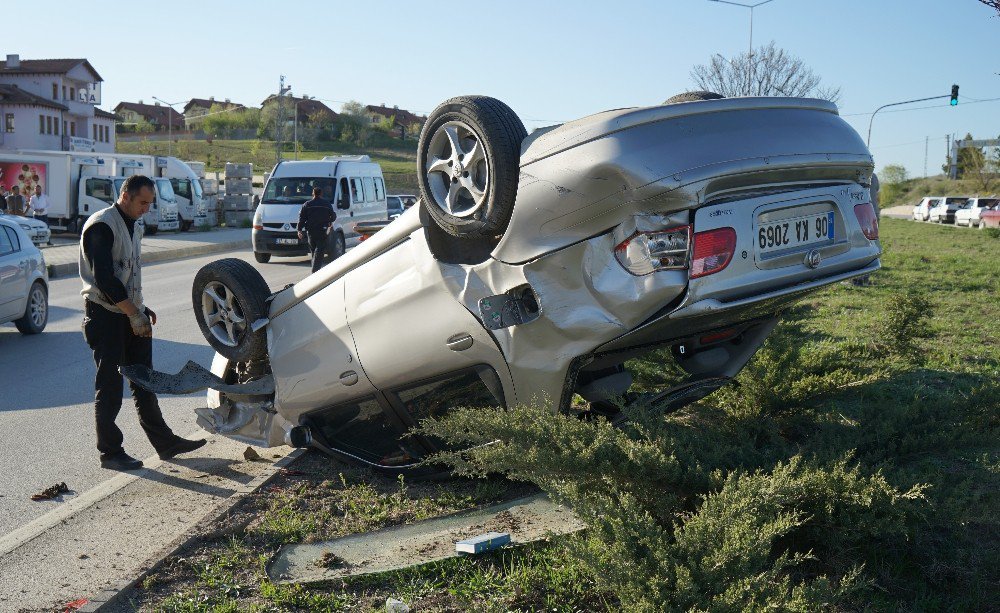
[128,311,153,337]
[297,231,304,240]
[146,307,157,326]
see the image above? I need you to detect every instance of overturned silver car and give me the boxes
[127,93,881,470]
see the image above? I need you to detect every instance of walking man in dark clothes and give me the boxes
[297,186,336,273]
[80,175,206,471]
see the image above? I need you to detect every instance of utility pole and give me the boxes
[924,136,929,177]
[275,75,291,164]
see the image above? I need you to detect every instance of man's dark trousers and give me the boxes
[307,231,329,273]
[83,301,176,455]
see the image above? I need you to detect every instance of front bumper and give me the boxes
[254,230,309,255]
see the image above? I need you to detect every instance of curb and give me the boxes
[78,447,308,613]
[47,239,248,279]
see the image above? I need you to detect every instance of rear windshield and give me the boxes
[263,177,336,204]
[978,199,999,208]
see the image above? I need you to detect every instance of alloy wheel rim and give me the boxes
[30,287,46,327]
[425,120,489,219]
[201,281,247,347]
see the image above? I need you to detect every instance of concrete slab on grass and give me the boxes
[267,493,584,583]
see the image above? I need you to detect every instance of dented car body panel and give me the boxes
[137,97,881,465]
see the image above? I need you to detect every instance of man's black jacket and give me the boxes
[297,197,336,234]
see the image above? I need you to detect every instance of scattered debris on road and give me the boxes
[30,482,69,501]
[243,446,265,462]
[456,531,511,554]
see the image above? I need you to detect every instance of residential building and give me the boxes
[366,104,425,131]
[260,95,338,124]
[183,97,243,128]
[0,54,115,152]
[113,100,183,133]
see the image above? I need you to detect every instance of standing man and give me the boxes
[80,175,205,471]
[6,185,25,216]
[29,185,50,226]
[296,186,336,273]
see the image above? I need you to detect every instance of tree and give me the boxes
[339,100,371,146]
[690,41,841,102]
[880,164,908,185]
[978,0,1000,16]
[943,133,988,179]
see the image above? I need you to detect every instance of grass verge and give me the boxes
[129,218,996,611]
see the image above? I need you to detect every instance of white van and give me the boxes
[252,156,387,263]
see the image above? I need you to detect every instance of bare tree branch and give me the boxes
[978,0,1000,16]
[690,41,841,103]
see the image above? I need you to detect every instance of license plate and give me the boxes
[276,238,298,245]
[757,211,834,255]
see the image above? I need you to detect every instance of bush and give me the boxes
[868,291,933,359]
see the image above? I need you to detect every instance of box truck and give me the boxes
[0,152,180,233]
[10,151,204,232]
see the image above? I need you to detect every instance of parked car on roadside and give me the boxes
[928,197,969,224]
[386,195,405,219]
[955,197,999,228]
[0,215,48,334]
[126,93,882,472]
[2,214,51,247]
[913,196,941,221]
[396,194,418,209]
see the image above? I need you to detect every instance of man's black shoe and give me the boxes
[158,438,207,461]
[100,452,144,471]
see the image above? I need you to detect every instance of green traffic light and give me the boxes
[951,84,959,106]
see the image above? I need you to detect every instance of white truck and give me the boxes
[6,151,203,233]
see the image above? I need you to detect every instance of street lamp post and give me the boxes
[152,97,183,157]
[708,0,776,94]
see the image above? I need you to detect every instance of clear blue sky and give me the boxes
[9,0,998,179]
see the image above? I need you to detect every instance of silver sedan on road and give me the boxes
[0,214,48,334]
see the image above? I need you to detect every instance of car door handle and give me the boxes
[339,371,359,386]
[446,334,474,352]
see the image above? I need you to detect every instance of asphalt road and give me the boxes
[0,249,311,537]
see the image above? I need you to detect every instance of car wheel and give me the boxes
[192,258,271,361]
[14,281,47,335]
[417,96,526,240]
[663,91,725,103]
[329,231,346,261]
[253,251,271,264]
[146,225,158,235]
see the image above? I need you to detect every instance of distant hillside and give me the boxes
[117,134,420,192]
[879,174,998,208]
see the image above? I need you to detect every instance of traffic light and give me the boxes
[951,84,959,106]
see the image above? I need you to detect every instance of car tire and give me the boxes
[192,258,271,362]
[253,251,271,264]
[14,281,47,335]
[417,95,526,240]
[329,231,346,261]
[663,91,725,104]
[146,225,158,236]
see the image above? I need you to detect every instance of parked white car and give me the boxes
[0,215,48,334]
[955,197,999,228]
[912,196,941,221]
[928,197,969,224]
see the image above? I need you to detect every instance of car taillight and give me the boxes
[853,203,879,240]
[690,227,736,279]
[614,226,690,275]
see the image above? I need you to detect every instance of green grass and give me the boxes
[140,219,997,612]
